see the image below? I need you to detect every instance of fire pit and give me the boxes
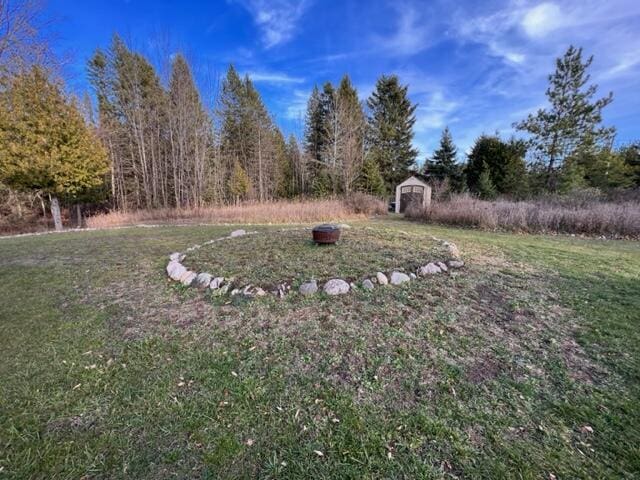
[312,224,341,244]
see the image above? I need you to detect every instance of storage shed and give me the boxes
[395,175,432,213]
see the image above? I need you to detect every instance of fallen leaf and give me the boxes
[580,425,594,434]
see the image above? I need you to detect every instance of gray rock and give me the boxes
[230,229,246,237]
[418,263,441,276]
[390,271,410,285]
[323,279,350,295]
[167,261,186,280]
[437,261,448,272]
[448,260,465,268]
[299,280,318,296]
[169,252,183,262]
[254,287,267,297]
[350,282,357,290]
[362,279,375,290]
[180,271,197,286]
[376,272,388,285]
[209,277,225,289]
[195,272,212,288]
[409,272,417,279]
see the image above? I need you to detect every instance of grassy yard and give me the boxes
[0,219,638,479]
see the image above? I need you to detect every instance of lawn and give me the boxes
[0,219,638,479]
[182,226,447,288]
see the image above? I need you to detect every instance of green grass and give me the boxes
[182,226,446,287]
[0,219,638,479]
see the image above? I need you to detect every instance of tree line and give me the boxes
[0,0,638,230]
[425,46,639,199]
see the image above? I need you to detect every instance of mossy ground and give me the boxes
[0,219,638,478]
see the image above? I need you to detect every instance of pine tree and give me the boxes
[366,75,417,192]
[227,161,251,204]
[303,85,325,177]
[424,127,464,191]
[0,67,109,230]
[477,162,497,199]
[466,135,528,197]
[514,45,614,190]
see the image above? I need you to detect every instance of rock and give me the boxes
[323,279,350,295]
[195,272,212,288]
[443,241,461,259]
[448,260,465,269]
[254,287,266,297]
[350,282,357,290]
[275,283,289,298]
[230,229,246,237]
[362,279,374,290]
[409,272,417,279]
[169,252,183,262]
[437,261,448,272]
[215,284,231,296]
[167,261,186,280]
[180,271,197,286]
[209,277,224,289]
[418,263,441,276]
[390,271,410,285]
[376,272,388,285]
[299,280,318,296]
[231,288,241,296]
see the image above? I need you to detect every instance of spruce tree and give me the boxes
[477,162,497,199]
[0,67,109,230]
[303,85,325,174]
[425,127,464,191]
[514,45,614,190]
[366,75,417,192]
[357,157,386,196]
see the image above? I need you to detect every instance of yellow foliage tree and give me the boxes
[0,67,109,230]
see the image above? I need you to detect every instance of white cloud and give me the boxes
[235,0,311,49]
[244,71,305,84]
[521,2,563,37]
[284,89,309,120]
[373,3,433,56]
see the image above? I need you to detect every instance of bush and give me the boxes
[344,193,387,215]
[405,193,640,238]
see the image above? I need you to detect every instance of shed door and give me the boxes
[400,185,424,213]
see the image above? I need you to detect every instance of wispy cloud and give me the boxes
[234,0,312,48]
[244,71,305,85]
[372,2,434,56]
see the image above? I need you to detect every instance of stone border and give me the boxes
[165,227,465,299]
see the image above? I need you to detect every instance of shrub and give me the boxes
[405,193,640,237]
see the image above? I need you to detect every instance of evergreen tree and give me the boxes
[424,127,464,191]
[619,142,640,188]
[303,85,325,177]
[466,135,528,197]
[477,162,497,199]
[514,45,614,190]
[558,159,589,193]
[357,157,386,196]
[0,67,109,230]
[227,161,250,204]
[366,74,417,192]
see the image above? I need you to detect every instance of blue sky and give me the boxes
[49,0,640,162]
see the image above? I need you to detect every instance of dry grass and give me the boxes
[406,193,640,237]
[86,196,386,229]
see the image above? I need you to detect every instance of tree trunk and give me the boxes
[50,195,63,231]
[76,203,83,228]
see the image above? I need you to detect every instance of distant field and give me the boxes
[0,219,638,478]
